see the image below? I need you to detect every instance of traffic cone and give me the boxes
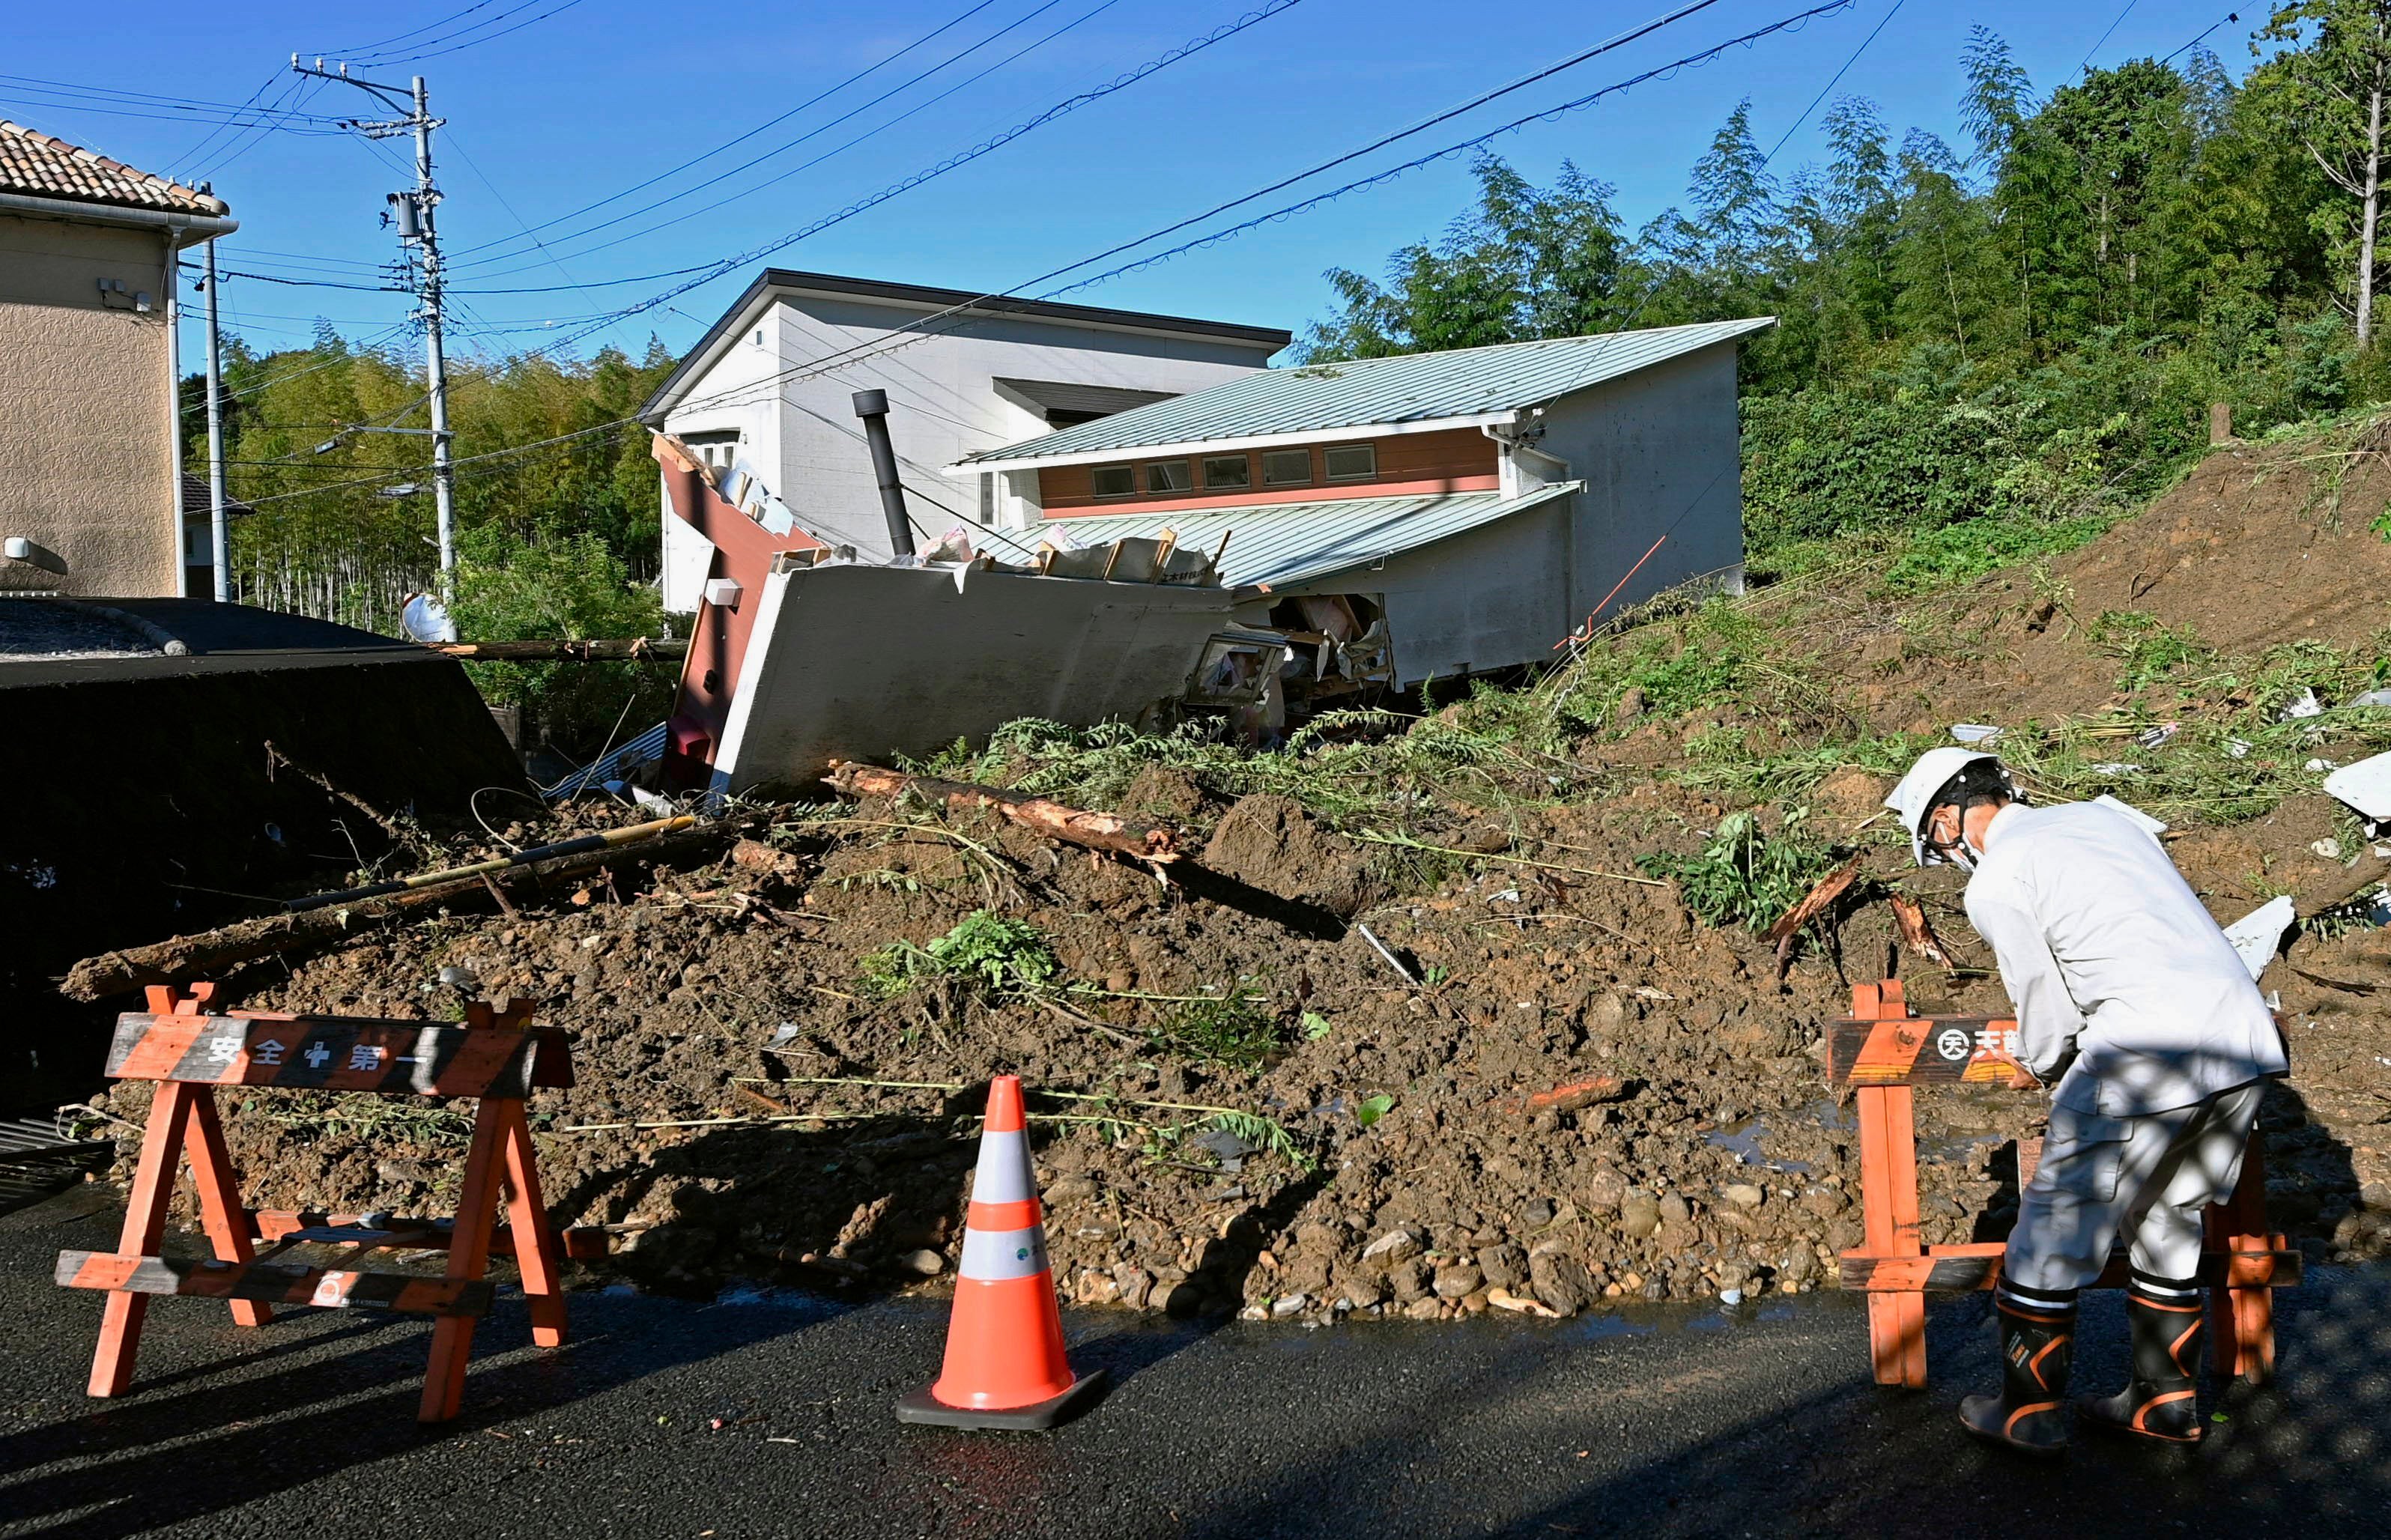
[896,1075,1106,1430]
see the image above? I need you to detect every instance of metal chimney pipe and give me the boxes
[851,388,915,557]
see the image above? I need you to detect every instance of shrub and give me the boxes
[1636,807,1838,931]
[860,911,1059,999]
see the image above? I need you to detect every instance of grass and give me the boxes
[859,910,1059,1000]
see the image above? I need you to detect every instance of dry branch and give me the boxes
[1887,893,1957,971]
[824,762,1181,864]
[1763,858,1863,977]
[431,637,685,661]
[61,822,733,1002]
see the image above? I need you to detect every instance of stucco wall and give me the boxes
[0,214,177,595]
[658,291,1278,607]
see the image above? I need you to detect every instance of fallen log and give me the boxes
[2293,852,2391,919]
[824,763,1181,864]
[431,637,685,661]
[61,822,733,1002]
[285,814,697,912]
[1763,858,1864,977]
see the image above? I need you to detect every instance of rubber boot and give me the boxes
[1960,1292,2075,1456]
[2080,1281,2205,1443]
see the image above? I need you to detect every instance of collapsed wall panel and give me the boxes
[708,563,1234,793]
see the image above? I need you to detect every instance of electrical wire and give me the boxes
[358,0,592,65]
[444,0,1007,262]
[2160,10,2240,67]
[447,0,1102,275]
[1763,0,1904,163]
[2077,0,2140,75]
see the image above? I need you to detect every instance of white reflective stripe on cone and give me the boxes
[967,1129,1037,1206]
[959,1224,1049,1282]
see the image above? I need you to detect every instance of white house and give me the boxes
[637,269,1288,610]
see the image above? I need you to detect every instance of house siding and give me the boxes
[0,214,177,595]
[1039,425,1498,515]
[657,290,1279,609]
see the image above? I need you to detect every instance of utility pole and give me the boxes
[201,202,229,603]
[291,56,456,584]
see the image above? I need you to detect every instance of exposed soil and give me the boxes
[84,433,2391,1322]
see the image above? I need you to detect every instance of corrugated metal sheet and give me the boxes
[1033,482,1580,589]
[958,318,1773,464]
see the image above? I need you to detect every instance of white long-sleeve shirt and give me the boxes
[1963,800,2288,1116]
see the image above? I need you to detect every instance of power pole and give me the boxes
[291,56,457,584]
[201,207,229,603]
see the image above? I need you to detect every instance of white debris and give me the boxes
[2226,739,2252,760]
[2345,689,2391,710]
[2325,751,2391,821]
[2088,763,2145,775]
[2306,759,2338,774]
[2282,689,2325,721]
[1951,724,2004,745]
[2223,894,2296,981]
[2136,722,2180,749]
[2312,837,2344,861]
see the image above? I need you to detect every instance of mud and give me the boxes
[82,434,2391,1322]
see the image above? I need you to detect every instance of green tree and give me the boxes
[2252,1,2391,342]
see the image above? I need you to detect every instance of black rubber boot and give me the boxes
[2080,1277,2205,1443]
[1960,1286,2076,1457]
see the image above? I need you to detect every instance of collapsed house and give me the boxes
[646,318,1772,795]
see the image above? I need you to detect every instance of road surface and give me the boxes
[2,1186,2384,1538]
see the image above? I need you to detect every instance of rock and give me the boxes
[1721,1183,1765,1210]
[1718,1288,1745,1307]
[1076,1269,1121,1305]
[1388,1260,1431,1303]
[1046,1174,1099,1205]
[1404,1297,1443,1321]
[1486,1288,1558,1318]
[1619,1192,1661,1240]
[1585,1166,1628,1214]
[1160,1279,1207,1318]
[1114,1264,1154,1310]
[1778,1249,1820,1286]
[1432,1261,1483,1300]
[1363,1227,1425,1263]
[1616,685,1646,723]
[729,839,793,874]
[1270,1292,1309,1318]
[1528,1251,1595,1317]
[1519,1197,1556,1229]
[897,1248,945,1278]
[1476,1244,1527,1290]
[1658,1192,1693,1228]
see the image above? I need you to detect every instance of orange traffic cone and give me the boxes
[896,1075,1107,1430]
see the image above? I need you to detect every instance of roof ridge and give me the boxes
[1291,316,1777,372]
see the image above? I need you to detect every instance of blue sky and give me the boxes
[6,0,2254,366]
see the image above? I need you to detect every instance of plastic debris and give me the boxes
[2225,739,2252,760]
[2344,689,2391,710]
[2136,722,2180,749]
[2325,751,2391,821]
[2088,763,2145,775]
[2313,837,2345,860]
[1950,724,2004,745]
[2222,895,2295,981]
[2282,689,2324,721]
[2307,759,2339,774]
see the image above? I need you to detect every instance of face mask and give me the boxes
[1945,837,1978,874]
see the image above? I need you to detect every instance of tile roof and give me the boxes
[1027,482,1581,589]
[957,318,1774,467]
[0,120,229,216]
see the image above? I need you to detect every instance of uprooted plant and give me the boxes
[1637,807,1843,933]
[858,909,1060,1001]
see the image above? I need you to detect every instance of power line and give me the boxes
[700,0,1858,411]
[2077,0,2140,75]
[461,0,1310,356]
[0,72,345,123]
[444,0,1006,263]
[448,0,1104,275]
[1762,0,1904,164]
[357,0,592,65]
[2160,10,2240,67]
[321,0,517,61]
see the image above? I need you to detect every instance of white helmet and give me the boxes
[1885,748,2011,867]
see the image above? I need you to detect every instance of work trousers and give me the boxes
[2001,1080,2267,1296]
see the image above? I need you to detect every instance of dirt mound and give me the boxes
[2049,441,2391,655]
[1199,794,1383,918]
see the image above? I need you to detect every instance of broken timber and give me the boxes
[824,763,1181,864]
[431,637,685,661]
[61,819,732,1002]
[1886,893,1956,971]
[1763,858,1863,977]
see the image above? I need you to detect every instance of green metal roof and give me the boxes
[1028,482,1581,590]
[955,318,1772,467]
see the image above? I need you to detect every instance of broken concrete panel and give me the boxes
[709,563,1234,793]
[2326,751,2391,822]
[2224,894,2295,981]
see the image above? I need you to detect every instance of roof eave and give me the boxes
[947,409,1529,476]
[0,190,235,243]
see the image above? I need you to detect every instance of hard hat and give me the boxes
[1884,748,2006,867]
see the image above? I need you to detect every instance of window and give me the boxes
[1144,459,1193,493]
[1091,464,1136,497]
[1323,443,1378,481]
[1261,448,1312,487]
[1201,454,1251,491]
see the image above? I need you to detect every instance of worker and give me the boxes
[1885,748,2288,1455]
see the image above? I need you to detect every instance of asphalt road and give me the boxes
[3,1186,2387,1539]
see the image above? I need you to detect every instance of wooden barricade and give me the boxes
[1828,980,2297,1389]
[58,982,575,1422]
